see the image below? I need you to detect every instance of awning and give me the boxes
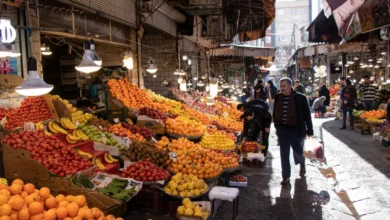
[208,45,276,60]
[307,10,342,43]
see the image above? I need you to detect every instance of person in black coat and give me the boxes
[340,79,357,130]
[254,80,268,101]
[318,84,330,106]
[241,104,272,156]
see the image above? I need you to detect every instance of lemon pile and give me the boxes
[164,173,208,197]
[200,131,236,151]
[177,198,210,219]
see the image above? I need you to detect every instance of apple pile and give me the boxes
[139,107,168,122]
[121,158,170,182]
[121,123,155,139]
[0,107,12,120]
[2,131,93,176]
[4,96,52,130]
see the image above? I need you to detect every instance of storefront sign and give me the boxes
[0,19,16,43]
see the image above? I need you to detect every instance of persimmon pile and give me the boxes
[0,179,123,220]
[360,109,386,119]
[165,117,205,137]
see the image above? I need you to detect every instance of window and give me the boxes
[266,36,272,44]
[277,9,285,15]
[291,8,298,15]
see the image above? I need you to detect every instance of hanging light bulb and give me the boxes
[353,56,359,61]
[368,57,374,62]
[187,80,192,86]
[15,57,53,96]
[75,41,101,73]
[353,79,357,83]
[201,74,207,80]
[146,57,158,74]
[377,60,382,64]
[182,55,188,60]
[368,64,374,68]
[188,60,192,65]
[177,76,183,84]
[209,77,219,97]
[89,40,102,66]
[197,80,205,87]
[349,70,354,73]
[9,44,20,57]
[374,64,380,68]
[40,43,46,51]
[243,81,247,85]
[122,50,133,69]
[0,18,16,43]
[41,46,52,56]
[178,69,186,76]
[381,51,386,55]
[335,67,340,71]
[345,64,350,67]
[180,80,187,91]
[162,78,168,85]
[153,74,157,78]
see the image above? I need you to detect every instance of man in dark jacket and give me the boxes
[241,105,272,156]
[273,77,313,185]
[237,99,269,113]
[254,80,268,101]
[340,79,357,130]
[294,80,305,94]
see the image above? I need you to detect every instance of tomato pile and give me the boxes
[121,158,170,182]
[139,107,168,122]
[2,131,93,176]
[121,123,155,139]
[4,97,52,130]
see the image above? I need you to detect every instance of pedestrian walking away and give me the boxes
[318,84,330,106]
[340,79,357,130]
[273,77,313,185]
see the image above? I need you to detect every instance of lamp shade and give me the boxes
[197,80,205,87]
[41,46,52,56]
[15,57,53,96]
[123,50,133,69]
[178,69,186,76]
[90,40,102,66]
[173,69,181,75]
[75,41,101,73]
[146,63,158,74]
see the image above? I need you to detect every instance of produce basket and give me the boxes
[156,184,210,200]
[223,167,238,174]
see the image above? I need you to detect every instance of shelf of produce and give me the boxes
[54,133,91,149]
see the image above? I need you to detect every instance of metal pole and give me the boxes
[25,0,32,57]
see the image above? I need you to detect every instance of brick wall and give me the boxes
[141,32,178,97]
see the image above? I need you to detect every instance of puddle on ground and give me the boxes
[318,166,360,219]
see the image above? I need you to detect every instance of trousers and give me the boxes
[276,127,305,179]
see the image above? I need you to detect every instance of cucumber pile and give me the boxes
[96,178,136,201]
[71,174,94,188]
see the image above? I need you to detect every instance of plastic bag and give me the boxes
[304,138,325,162]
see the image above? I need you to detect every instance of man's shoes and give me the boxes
[300,165,306,177]
[340,126,346,130]
[280,178,290,185]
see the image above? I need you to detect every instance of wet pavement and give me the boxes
[125,117,390,220]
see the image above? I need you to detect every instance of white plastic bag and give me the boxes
[304,138,325,162]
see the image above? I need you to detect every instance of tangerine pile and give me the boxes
[155,136,170,150]
[182,105,211,125]
[165,117,205,137]
[213,117,243,132]
[360,109,386,119]
[107,79,152,109]
[108,123,146,142]
[0,179,122,220]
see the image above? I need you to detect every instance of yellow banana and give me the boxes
[48,122,58,134]
[76,129,89,141]
[66,135,77,144]
[107,153,118,163]
[44,130,52,136]
[104,152,113,164]
[77,149,93,159]
[52,123,68,134]
[64,117,76,130]
[39,123,44,130]
[67,134,81,141]
[93,158,106,170]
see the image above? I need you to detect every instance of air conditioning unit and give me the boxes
[189,0,219,5]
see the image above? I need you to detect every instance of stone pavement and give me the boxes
[125,117,390,220]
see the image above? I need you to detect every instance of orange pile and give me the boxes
[108,123,146,142]
[107,79,152,109]
[155,136,170,150]
[0,179,123,220]
[182,105,211,125]
[360,109,386,119]
[165,117,205,137]
[215,103,242,120]
[213,117,243,131]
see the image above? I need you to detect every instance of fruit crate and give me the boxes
[107,109,128,123]
[127,186,164,213]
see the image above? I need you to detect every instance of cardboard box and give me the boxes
[137,115,165,134]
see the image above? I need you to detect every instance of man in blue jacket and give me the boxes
[273,78,313,185]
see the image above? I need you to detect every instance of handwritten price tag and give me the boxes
[168,152,177,162]
[123,137,131,150]
[113,118,120,124]
[75,121,80,127]
[24,122,35,132]
[100,133,107,144]
[0,116,7,128]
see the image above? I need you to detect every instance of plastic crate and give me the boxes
[127,186,164,213]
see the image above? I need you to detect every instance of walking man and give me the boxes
[340,79,357,130]
[273,78,313,185]
[294,80,305,94]
[359,75,379,110]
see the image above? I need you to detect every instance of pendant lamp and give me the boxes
[173,69,181,75]
[75,41,101,74]
[146,57,158,74]
[41,46,52,56]
[178,69,186,76]
[197,80,205,87]
[15,57,53,96]
[9,44,20,57]
[123,50,133,69]
[90,40,102,66]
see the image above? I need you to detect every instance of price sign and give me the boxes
[100,133,107,144]
[0,116,7,128]
[222,112,229,117]
[123,137,131,150]
[98,125,103,131]
[113,118,120,124]
[168,152,177,162]
[24,122,35,132]
[75,121,80,127]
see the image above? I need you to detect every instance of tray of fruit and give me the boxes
[120,159,171,185]
[241,141,261,153]
[161,173,209,199]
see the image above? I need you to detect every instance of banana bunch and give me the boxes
[44,130,53,136]
[66,129,89,144]
[104,152,119,164]
[48,121,68,135]
[93,157,106,170]
[60,117,77,130]
[35,122,44,131]
[77,149,93,159]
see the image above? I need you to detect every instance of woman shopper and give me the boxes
[340,79,357,130]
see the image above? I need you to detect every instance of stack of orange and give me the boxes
[107,79,153,109]
[360,109,386,119]
[215,103,242,120]
[0,179,123,220]
[206,125,218,134]
[165,117,205,137]
[212,151,239,169]
[108,123,146,142]
[213,117,243,131]
[155,136,170,150]
[182,105,211,125]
